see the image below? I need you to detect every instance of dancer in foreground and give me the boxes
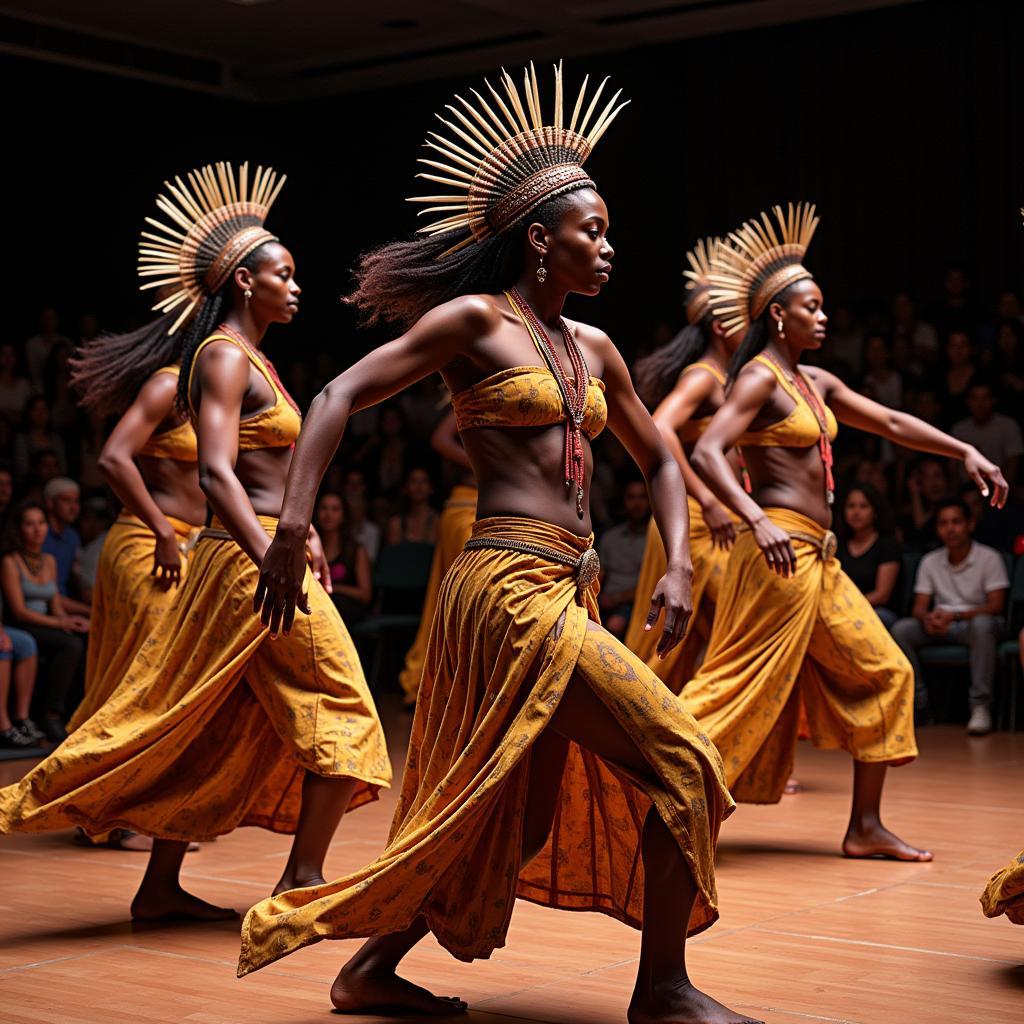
[0,163,390,918]
[243,64,752,1024]
[686,203,1006,858]
[624,238,740,688]
[982,850,1024,925]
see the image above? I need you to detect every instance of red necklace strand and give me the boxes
[506,287,590,519]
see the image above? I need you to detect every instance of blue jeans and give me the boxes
[0,627,38,662]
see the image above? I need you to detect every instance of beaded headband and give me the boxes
[408,61,629,259]
[708,203,819,337]
[683,237,723,326]
[138,161,286,334]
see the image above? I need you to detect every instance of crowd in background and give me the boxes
[1,264,1023,746]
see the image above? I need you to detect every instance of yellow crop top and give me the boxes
[676,360,727,445]
[738,353,837,448]
[451,365,607,440]
[187,332,301,451]
[137,366,198,462]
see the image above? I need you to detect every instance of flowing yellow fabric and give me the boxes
[623,496,730,692]
[981,851,1024,924]
[682,507,917,804]
[238,515,732,976]
[0,516,390,841]
[398,484,478,704]
[68,514,201,732]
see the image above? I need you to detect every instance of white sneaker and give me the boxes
[967,706,993,735]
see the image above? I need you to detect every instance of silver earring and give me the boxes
[777,319,784,335]
[536,256,547,284]
[244,287,253,302]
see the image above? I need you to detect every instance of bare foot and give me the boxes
[331,966,467,1015]
[272,871,326,897]
[629,979,762,1024]
[130,884,238,922]
[842,823,932,862]
[783,777,802,795]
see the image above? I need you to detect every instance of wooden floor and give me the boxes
[1,703,1021,1024]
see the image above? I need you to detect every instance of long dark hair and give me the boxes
[4,499,47,555]
[837,483,896,542]
[727,281,802,381]
[346,191,586,328]
[633,302,715,411]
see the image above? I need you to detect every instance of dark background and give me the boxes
[6,0,1024,357]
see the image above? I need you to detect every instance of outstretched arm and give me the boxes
[810,367,1008,506]
[256,296,494,634]
[600,335,692,655]
[98,372,185,588]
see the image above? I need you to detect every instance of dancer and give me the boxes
[241,63,750,1024]
[981,851,1024,924]
[624,238,740,689]
[397,407,477,706]
[0,162,390,919]
[686,203,1006,858]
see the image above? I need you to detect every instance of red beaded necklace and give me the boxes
[505,287,590,519]
[763,350,835,505]
[215,323,302,418]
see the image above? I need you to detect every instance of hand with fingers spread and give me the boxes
[254,527,310,638]
[751,515,797,577]
[645,562,693,657]
[151,532,184,591]
[964,447,1009,509]
[701,498,737,551]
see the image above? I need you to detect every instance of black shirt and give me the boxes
[837,534,902,598]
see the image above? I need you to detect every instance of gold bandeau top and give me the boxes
[738,354,837,448]
[187,333,301,451]
[676,360,727,445]
[452,365,607,440]
[137,366,198,462]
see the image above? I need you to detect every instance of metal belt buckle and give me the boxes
[575,547,601,590]
[821,530,838,562]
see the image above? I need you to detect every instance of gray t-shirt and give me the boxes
[952,414,1023,469]
[598,522,649,598]
[914,542,1009,611]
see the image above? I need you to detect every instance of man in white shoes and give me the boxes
[892,498,1009,735]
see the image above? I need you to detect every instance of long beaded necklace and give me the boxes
[762,350,835,505]
[505,287,590,519]
[215,323,302,418]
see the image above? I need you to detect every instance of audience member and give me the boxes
[25,308,70,391]
[984,318,1024,406]
[356,403,428,499]
[952,383,1022,487]
[0,342,32,426]
[0,463,12,536]
[0,599,40,749]
[934,330,978,429]
[860,334,903,410]
[836,485,901,627]
[824,305,865,378]
[0,500,88,741]
[316,491,372,625]
[44,340,77,434]
[959,483,1024,553]
[14,396,67,479]
[386,467,438,545]
[76,408,109,492]
[342,468,381,562]
[891,291,939,371]
[597,480,651,638]
[75,498,114,603]
[24,449,61,503]
[904,456,952,550]
[40,477,91,616]
[891,498,1008,734]
[932,265,981,340]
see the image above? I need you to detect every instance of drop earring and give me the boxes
[536,255,547,284]
[244,287,253,303]
[777,319,784,335]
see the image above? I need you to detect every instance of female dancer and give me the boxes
[624,238,740,688]
[686,203,1006,858]
[397,407,477,706]
[242,64,749,1024]
[0,163,390,919]
[982,851,1024,925]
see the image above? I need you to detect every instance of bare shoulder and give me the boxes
[138,368,179,409]
[734,358,777,397]
[565,318,616,374]
[430,294,503,337]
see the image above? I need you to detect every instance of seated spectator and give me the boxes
[860,334,904,410]
[24,448,61,504]
[597,479,651,638]
[386,467,438,545]
[76,408,110,493]
[836,485,901,627]
[932,265,981,341]
[959,483,1024,553]
[0,611,41,749]
[822,305,864,378]
[75,498,114,604]
[41,477,91,616]
[903,455,952,550]
[356,403,428,499]
[983,318,1024,405]
[316,491,372,625]
[342,468,381,562]
[891,498,1008,735]
[44,340,76,434]
[891,291,939,372]
[13,396,67,480]
[0,500,88,741]
[0,341,32,426]
[952,383,1022,488]
[0,462,13,538]
[25,307,70,392]
[933,330,978,428]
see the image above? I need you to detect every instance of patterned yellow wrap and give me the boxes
[682,507,917,803]
[981,851,1024,924]
[238,514,732,976]
[68,513,201,732]
[0,516,390,841]
[398,483,478,704]
[623,496,731,692]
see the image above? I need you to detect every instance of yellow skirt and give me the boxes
[68,513,201,732]
[398,484,477,703]
[624,496,731,692]
[981,851,1024,924]
[238,515,732,976]
[682,507,917,804]
[0,516,390,841]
